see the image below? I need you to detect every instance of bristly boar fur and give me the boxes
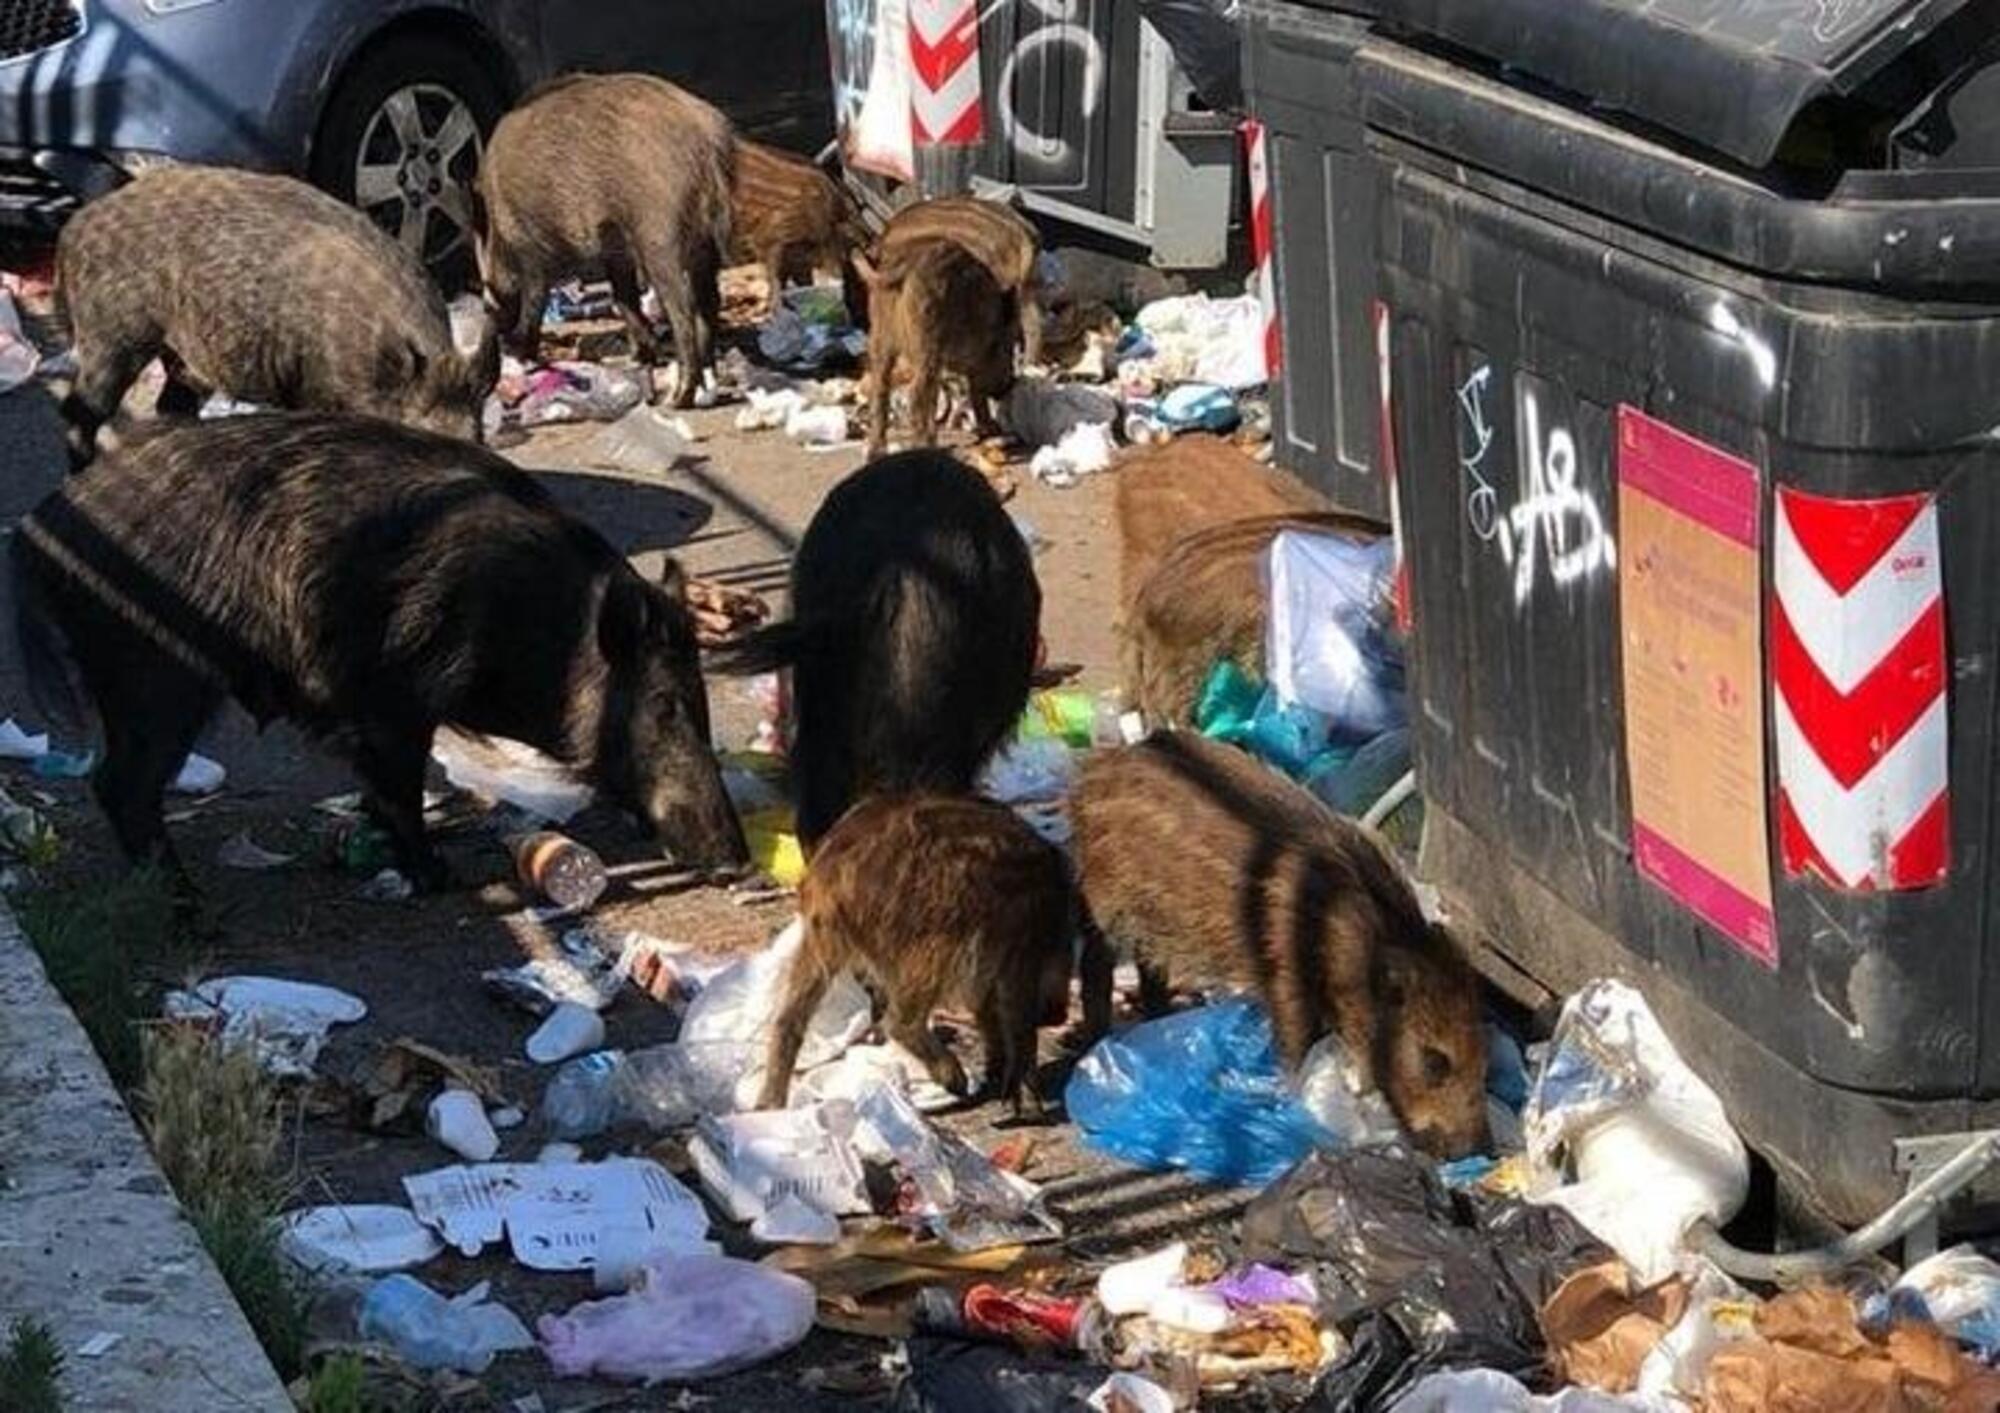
[759,793,1074,1116]
[730,140,868,320]
[56,166,498,470]
[13,413,749,900]
[474,73,735,406]
[1115,436,1328,622]
[1124,510,1386,726]
[862,239,1017,457]
[1071,733,1488,1158]
[875,196,1045,368]
[715,450,1039,850]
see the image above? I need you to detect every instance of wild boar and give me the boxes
[14,413,749,899]
[861,239,1018,457]
[56,166,498,470]
[474,74,735,406]
[717,449,1039,850]
[1124,510,1386,726]
[875,196,1045,368]
[758,793,1073,1115]
[730,140,868,320]
[1070,733,1487,1158]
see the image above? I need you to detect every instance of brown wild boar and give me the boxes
[474,74,735,406]
[1124,510,1386,726]
[1070,733,1487,1158]
[56,166,498,470]
[715,450,1039,850]
[758,794,1074,1116]
[862,239,1018,457]
[1115,435,1328,620]
[730,140,868,320]
[876,196,1044,367]
[14,413,750,902]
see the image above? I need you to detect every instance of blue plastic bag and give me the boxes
[1064,1000,1332,1187]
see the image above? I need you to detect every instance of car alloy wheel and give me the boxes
[352,82,483,265]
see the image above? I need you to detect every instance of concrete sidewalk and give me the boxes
[0,904,292,1411]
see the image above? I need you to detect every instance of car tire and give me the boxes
[310,33,505,291]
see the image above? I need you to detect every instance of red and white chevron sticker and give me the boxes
[1772,487,1949,891]
[908,0,983,145]
[1243,118,1279,379]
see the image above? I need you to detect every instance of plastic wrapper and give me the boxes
[1865,1245,2000,1359]
[1524,980,1748,1285]
[1065,1000,1344,1186]
[892,1336,1116,1413]
[1194,659,1348,781]
[358,1275,535,1374]
[1265,530,1407,740]
[1135,0,1244,111]
[538,1252,815,1383]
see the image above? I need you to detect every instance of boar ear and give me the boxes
[657,556,688,604]
[598,574,655,667]
[375,337,424,392]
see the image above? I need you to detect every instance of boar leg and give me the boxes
[350,719,449,892]
[1019,289,1046,371]
[155,351,204,419]
[866,333,897,460]
[604,251,666,364]
[62,336,155,472]
[978,983,1045,1121]
[502,277,549,364]
[1136,956,1175,1018]
[908,352,943,449]
[1073,910,1117,1048]
[887,987,970,1098]
[83,637,216,902]
[642,243,701,408]
[756,937,837,1111]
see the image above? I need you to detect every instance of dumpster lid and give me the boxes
[1365,0,1953,169]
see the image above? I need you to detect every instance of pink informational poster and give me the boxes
[1617,406,1777,967]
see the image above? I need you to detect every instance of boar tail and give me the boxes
[10,528,83,729]
[706,618,820,677]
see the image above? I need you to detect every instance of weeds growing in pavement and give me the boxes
[0,1317,65,1413]
[16,870,181,1086]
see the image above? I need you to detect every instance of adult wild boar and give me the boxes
[14,414,749,897]
[475,74,735,406]
[56,166,498,470]
[717,450,1039,850]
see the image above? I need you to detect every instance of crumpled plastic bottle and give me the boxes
[356,1274,533,1374]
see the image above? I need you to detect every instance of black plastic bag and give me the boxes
[1239,1146,1606,1410]
[892,1336,1111,1413]
[1136,0,1244,112]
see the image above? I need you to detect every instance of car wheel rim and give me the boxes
[353,82,482,266]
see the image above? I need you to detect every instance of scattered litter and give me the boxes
[735,386,808,431]
[357,867,415,902]
[0,787,59,865]
[1090,1373,1176,1413]
[510,829,608,912]
[593,404,699,472]
[539,1252,816,1383]
[1524,980,1748,1285]
[752,1192,843,1246]
[199,393,264,419]
[980,738,1076,808]
[75,1331,122,1359]
[403,1158,709,1272]
[341,1038,507,1134]
[1030,422,1118,488]
[690,1103,873,1223]
[545,281,616,323]
[0,291,38,392]
[744,808,806,888]
[527,1002,607,1065]
[1195,658,1348,782]
[1128,383,1242,447]
[280,1204,442,1274]
[216,831,295,871]
[1098,1242,1192,1317]
[0,719,49,760]
[1387,1370,1676,1411]
[163,976,367,1079]
[895,1337,1117,1413]
[426,1090,501,1162]
[686,577,769,644]
[676,916,872,1096]
[786,403,855,447]
[30,749,92,780]
[171,752,226,795]
[489,1105,525,1130]
[1867,1244,2000,1359]
[1130,293,1268,390]
[1066,1000,1383,1186]
[1266,529,1406,739]
[758,290,867,373]
[538,1142,583,1165]
[852,1081,1063,1252]
[504,358,647,426]
[793,1042,961,1113]
[358,1274,535,1374]
[1003,378,1120,449]
[431,727,594,823]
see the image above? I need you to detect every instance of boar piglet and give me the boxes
[13,413,748,901]
[731,140,869,321]
[1070,732,1488,1158]
[715,450,1039,850]
[57,166,498,470]
[475,74,735,407]
[872,196,1045,368]
[759,794,1074,1116]
[861,238,1018,457]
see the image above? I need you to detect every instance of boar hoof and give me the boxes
[933,1052,971,1098]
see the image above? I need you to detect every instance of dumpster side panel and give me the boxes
[976,0,1140,222]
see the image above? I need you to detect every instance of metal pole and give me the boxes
[907,0,984,198]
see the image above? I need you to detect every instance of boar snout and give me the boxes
[645,769,752,874]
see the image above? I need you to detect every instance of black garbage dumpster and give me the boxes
[1248,0,2000,1224]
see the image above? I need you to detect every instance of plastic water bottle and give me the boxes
[357,1276,499,1373]
[510,831,608,912]
[540,1050,628,1139]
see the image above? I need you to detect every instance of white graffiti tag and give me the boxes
[1456,364,1500,542]
[996,21,1106,165]
[1497,390,1617,606]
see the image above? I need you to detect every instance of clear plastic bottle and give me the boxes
[510,831,608,911]
[539,1050,628,1140]
[357,1275,524,1374]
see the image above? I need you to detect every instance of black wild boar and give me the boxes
[1070,732,1488,1159]
[474,74,735,407]
[717,450,1039,850]
[14,413,749,897]
[862,239,1018,458]
[758,793,1074,1116]
[874,196,1045,368]
[56,166,499,471]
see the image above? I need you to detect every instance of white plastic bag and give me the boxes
[1264,529,1406,738]
[1873,1245,2000,1357]
[1295,1031,1403,1149]
[850,0,915,180]
[538,1252,816,1383]
[1524,980,1748,1285]
[162,976,367,1078]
